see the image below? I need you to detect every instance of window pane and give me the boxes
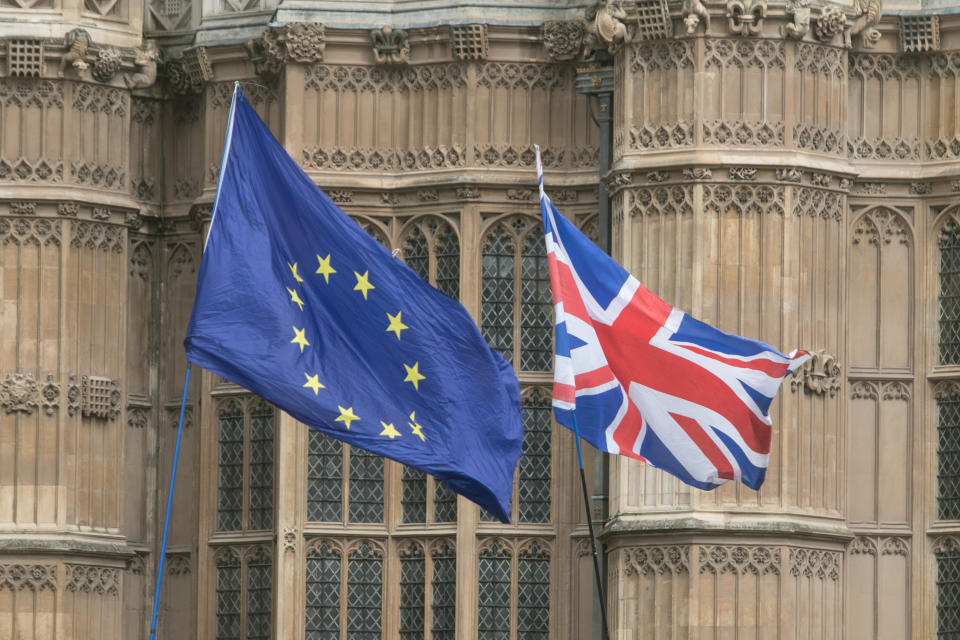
[432,542,457,640]
[520,233,553,371]
[939,393,960,520]
[399,544,425,640]
[478,542,511,640]
[347,544,383,639]
[482,228,516,365]
[939,548,960,638]
[941,223,960,364]
[246,547,272,640]
[434,481,458,523]
[217,401,244,531]
[307,431,342,522]
[403,226,429,283]
[518,543,550,639]
[305,543,340,640]
[435,224,460,300]
[402,466,427,523]
[248,402,274,530]
[519,390,552,523]
[215,550,242,640]
[349,448,384,523]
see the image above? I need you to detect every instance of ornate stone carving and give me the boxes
[126,554,146,575]
[881,381,911,401]
[127,406,149,429]
[703,119,784,146]
[0,372,40,414]
[379,193,399,206]
[9,201,35,215]
[810,172,831,187]
[370,27,409,65]
[65,565,119,596]
[729,167,757,181]
[629,121,693,150]
[302,145,466,172]
[0,218,61,247]
[58,28,91,77]
[166,405,193,429]
[477,63,568,91]
[631,41,693,73]
[910,182,932,195]
[71,162,126,191]
[80,375,121,420]
[646,171,669,183]
[783,0,811,39]
[283,527,298,553]
[166,553,190,575]
[451,24,488,60]
[726,0,767,36]
[775,168,802,183]
[934,535,960,554]
[852,208,908,245]
[71,222,124,253]
[850,380,878,400]
[790,350,841,397]
[704,184,784,216]
[901,16,940,53]
[0,156,62,184]
[681,0,710,35]
[91,207,110,220]
[543,21,584,61]
[130,242,152,280]
[815,6,847,43]
[629,185,693,217]
[125,41,159,89]
[788,548,839,581]
[705,38,784,70]
[57,202,79,217]
[682,167,711,180]
[849,536,877,555]
[456,187,481,200]
[506,189,533,201]
[622,546,689,576]
[0,564,57,592]
[583,0,629,57]
[699,545,780,575]
[554,189,578,202]
[328,190,353,204]
[40,374,59,415]
[165,48,213,96]
[880,537,909,556]
[847,0,882,49]
[305,62,467,93]
[794,187,844,221]
[418,189,439,201]
[173,177,201,200]
[794,123,845,155]
[66,375,81,416]
[91,48,122,83]
[854,182,886,195]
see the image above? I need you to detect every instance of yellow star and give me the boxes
[335,405,359,429]
[288,261,304,284]
[354,270,375,300]
[291,326,310,353]
[287,287,305,311]
[380,420,401,439]
[316,253,336,283]
[408,411,426,442]
[302,372,325,395]
[403,362,425,390]
[386,311,409,340]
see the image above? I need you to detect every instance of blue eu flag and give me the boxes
[185,87,522,523]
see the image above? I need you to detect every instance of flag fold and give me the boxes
[185,88,522,522]
[537,151,809,491]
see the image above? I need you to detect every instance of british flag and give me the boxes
[537,153,809,491]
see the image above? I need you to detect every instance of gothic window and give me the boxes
[431,541,457,640]
[214,545,273,640]
[940,221,960,365]
[307,432,384,524]
[396,539,457,639]
[399,542,425,640]
[217,397,276,532]
[939,385,960,521]
[518,388,552,523]
[938,542,960,637]
[304,539,384,640]
[481,216,552,372]
[477,539,551,640]
[401,216,461,524]
[352,215,391,249]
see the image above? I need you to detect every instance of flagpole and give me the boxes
[148,365,191,640]
[572,412,611,640]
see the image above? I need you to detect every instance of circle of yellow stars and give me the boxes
[283,253,428,442]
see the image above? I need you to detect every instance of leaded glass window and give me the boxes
[940,221,960,364]
[353,215,390,249]
[216,549,241,640]
[217,401,244,531]
[478,541,512,640]
[248,400,274,530]
[434,482,457,522]
[519,388,552,523]
[399,542,425,640]
[431,541,457,640]
[214,545,273,640]
[939,386,960,520]
[307,431,342,522]
[305,541,341,640]
[402,216,461,301]
[481,217,553,372]
[217,397,275,532]
[517,542,550,639]
[477,538,551,640]
[402,466,428,523]
[347,544,383,639]
[349,449,384,523]
[938,542,960,638]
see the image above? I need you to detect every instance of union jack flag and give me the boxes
[537,153,809,491]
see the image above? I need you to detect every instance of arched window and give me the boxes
[306,432,384,524]
[478,538,551,639]
[214,545,273,640]
[216,397,275,532]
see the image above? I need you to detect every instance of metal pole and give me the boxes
[148,365,191,640]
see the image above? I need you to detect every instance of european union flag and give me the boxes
[184,87,522,523]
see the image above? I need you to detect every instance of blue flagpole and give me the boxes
[148,365,191,640]
[571,412,611,640]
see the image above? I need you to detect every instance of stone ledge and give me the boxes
[0,535,136,560]
[602,513,855,544]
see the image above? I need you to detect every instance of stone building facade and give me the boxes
[1,0,959,638]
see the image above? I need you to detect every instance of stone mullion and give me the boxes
[195,367,217,639]
[274,411,301,640]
